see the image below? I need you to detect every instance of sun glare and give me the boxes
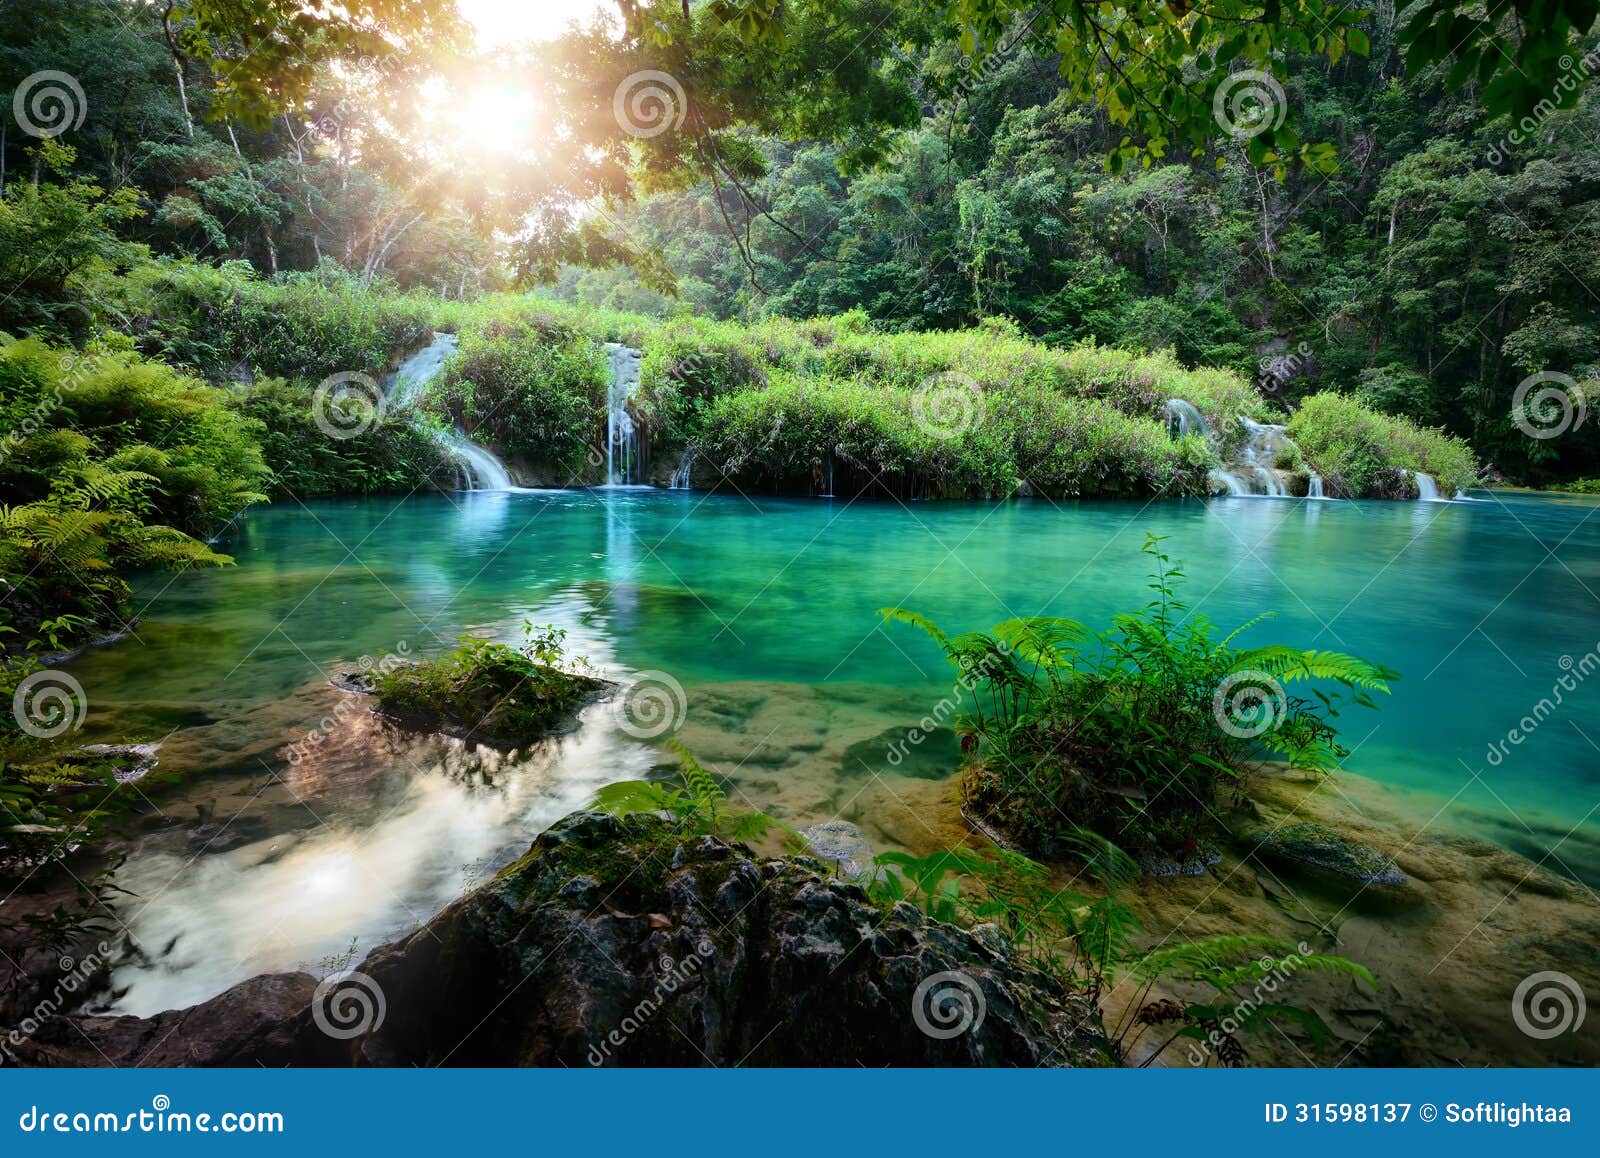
[455,0,613,48]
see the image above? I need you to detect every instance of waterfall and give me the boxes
[668,451,695,490]
[1413,471,1447,502]
[1169,400,1325,499]
[387,332,513,491]
[442,433,512,491]
[1233,417,1290,496]
[603,343,643,486]
[1208,468,1250,496]
[389,334,457,407]
[1166,398,1210,441]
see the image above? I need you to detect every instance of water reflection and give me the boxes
[107,703,653,1016]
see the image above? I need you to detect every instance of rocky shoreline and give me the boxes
[7,812,1111,1068]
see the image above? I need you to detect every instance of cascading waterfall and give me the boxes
[1168,400,1247,496]
[1167,399,1327,499]
[603,343,643,486]
[1233,416,1290,496]
[668,451,695,490]
[1165,398,1209,440]
[1413,471,1445,502]
[442,434,512,491]
[387,332,513,491]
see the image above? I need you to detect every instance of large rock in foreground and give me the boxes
[22,813,1112,1068]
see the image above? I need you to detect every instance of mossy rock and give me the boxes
[1251,822,1415,910]
[369,642,614,751]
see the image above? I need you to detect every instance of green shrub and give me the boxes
[233,380,454,498]
[372,624,607,750]
[1289,392,1478,497]
[427,308,608,477]
[115,258,437,382]
[0,336,260,650]
[695,370,1213,498]
[882,536,1396,854]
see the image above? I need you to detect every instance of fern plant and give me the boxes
[1121,935,1377,1067]
[867,834,1373,1065]
[881,534,1398,852]
[591,741,786,843]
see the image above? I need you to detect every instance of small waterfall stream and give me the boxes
[1413,471,1446,502]
[388,333,513,491]
[1167,400,1327,499]
[668,451,695,490]
[603,344,643,486]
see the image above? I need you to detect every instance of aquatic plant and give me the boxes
[881,535,1396,852]
[591,741,784,843]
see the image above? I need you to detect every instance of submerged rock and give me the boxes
[19,812,1112,1068]
[1138,848,1222,879]
[68,742,162,785]
[328,669,378,695]
[1252,823,1412,908]
[800,819,877,879]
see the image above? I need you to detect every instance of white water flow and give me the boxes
[1413,471,1446,502]
[1168,399,1313,498]
[668,451,695,490]
[604,343,643,486]
[387,333,512,491]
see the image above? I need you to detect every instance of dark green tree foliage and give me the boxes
[548,18,1600,484]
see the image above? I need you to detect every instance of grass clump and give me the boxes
[1288,392,1478,497]
[372,624,610,750]
[427,304,608,480]
[115,259,437,381]
[881,536,1396,856]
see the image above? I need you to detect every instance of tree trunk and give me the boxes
[162,5,195,138]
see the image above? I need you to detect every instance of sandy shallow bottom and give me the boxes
[681,681,1600,1067]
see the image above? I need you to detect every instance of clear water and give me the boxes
[63,488,1600,1013]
